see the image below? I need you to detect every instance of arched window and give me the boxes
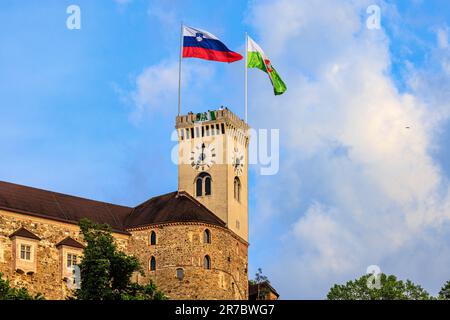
[204,255,211,270]
[196,178,203,197]
[150,256,156,271]
[176,268,184,280]
[205,176,211,195]
[234,177,241,202]
[195,172,212,197]
[150,231,156,245]
[204,229,211,244]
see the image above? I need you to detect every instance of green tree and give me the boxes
[0,273,44,300]
[75,218,166,300]
[249,268,271,300]
[327,273,431,300]
[439,281,450,300]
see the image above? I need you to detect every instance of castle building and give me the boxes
[0,108,250,300]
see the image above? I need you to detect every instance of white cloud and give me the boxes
[128,60,215,121]
[248,0,450,298]
[437,27,449,49]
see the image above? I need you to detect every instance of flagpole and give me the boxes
[244,32,248,123]
[178,22,184,116]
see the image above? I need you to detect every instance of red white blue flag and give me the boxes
[182,26,243,63]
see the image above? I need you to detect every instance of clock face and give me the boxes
[232,147,245,176]
[190,142,216,171]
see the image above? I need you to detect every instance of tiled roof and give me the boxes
[9,227,41,240]
[0,181,132,234]
[0,181,225,232]
[124,191,226,229]
[56,237,85,249]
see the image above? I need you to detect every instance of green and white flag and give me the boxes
[247,36,287,95]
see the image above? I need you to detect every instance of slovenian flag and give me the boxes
[182,26,243,63]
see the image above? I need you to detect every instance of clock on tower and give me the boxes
[176,108,250,242]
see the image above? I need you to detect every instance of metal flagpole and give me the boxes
[178,22,184,116]
[244,32,248,123]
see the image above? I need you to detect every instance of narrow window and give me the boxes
[211,126,215,135]
[150,256,156,271]
[205,176,211,195]
[191,127,194,138]
[204,255,211,270]
[221,123,225,134]
[180,129,184,141]
[150,231,157,245]
[234,177,241,202]
[196,178,203,197]
[201,126,205,137]
[206,125,210,136]
[216,124,220,134]
[20,244,31,261]
[186,128,190,139]
[176,268,184,280]
[204,229,211,244]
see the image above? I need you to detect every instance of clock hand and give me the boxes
[201,143,206,161]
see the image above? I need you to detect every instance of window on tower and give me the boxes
[205,176,211,195]
[204,255,211,270]
[150,231,157,245]
[196,177,203,197]
[234,177,241,202]
[180,129,184,141]
[204,229,211,244]
[176,268,184,280]
[195,172,212,197]
[150,256,156,271]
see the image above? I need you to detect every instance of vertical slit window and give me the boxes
[205,177,211,195]
[204,255,211,269]
[150,231,157,245]
[150,256,156,271]
[196,178,203,196]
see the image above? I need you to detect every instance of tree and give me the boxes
[327,273,431,300]
[249,268,271,300]
[0,273,44,300]
[439,281,450,300]
[75,218,166,300]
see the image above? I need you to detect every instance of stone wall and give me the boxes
[0,209,128,300]
[0,210,248,300]
[128,223,248,300]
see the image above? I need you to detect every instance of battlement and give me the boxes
[176,108,250,131]
[175,108,250,146]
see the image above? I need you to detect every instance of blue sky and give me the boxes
[1,0,450,299]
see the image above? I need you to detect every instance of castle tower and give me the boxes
[176,108,250,241]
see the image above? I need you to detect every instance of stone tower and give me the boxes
[176,108,250,241]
